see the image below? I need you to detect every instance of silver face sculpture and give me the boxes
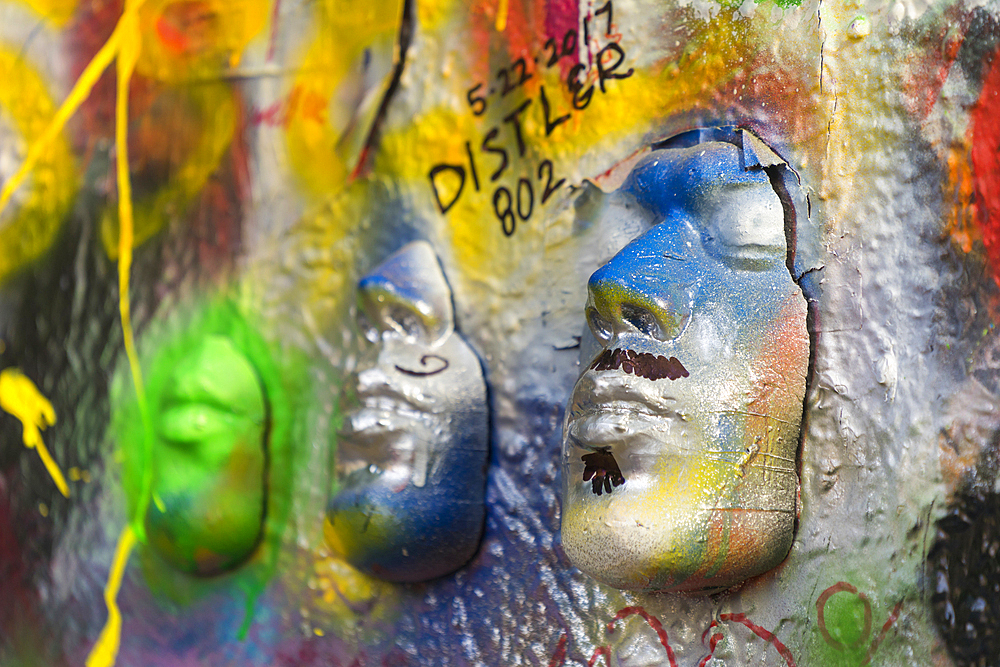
[326,240,489,582]
[561,133,810,593]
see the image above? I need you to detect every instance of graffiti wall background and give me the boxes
[2,0,1000,665]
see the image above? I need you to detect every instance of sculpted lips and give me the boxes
[589,348,689,381]
[570,351,691,495]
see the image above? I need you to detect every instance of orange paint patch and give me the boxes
[155,14,191,54]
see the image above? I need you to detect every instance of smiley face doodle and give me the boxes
[561,129,811,593]
[326,241,489,582]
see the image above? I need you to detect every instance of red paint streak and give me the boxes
[547,633,568,667]
[251,85,328,128]
[970,44,1000,288]
[700,618,719,645]
[607,606,678,667]
[266,0,282,61]
[545,0,577,42]
[718,613,796,667]
[697,630,725,667]
[545,0,578,79]
[498,0,537,65]
[902,10,969,122]
[587,646,610,667]
[350,143,371,182]
[862,601,903,666]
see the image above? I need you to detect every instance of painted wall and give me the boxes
[1,0,999,665]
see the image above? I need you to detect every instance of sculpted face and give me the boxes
[146,335,267,575]
[326,241,489,582]
[561,138,810,592]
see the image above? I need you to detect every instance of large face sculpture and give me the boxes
[561,137,810,593]
[325,241,489,582]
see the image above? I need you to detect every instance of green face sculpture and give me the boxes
[145,335,268,575]
[113,301,288,580]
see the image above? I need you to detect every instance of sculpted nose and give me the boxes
[585,245,693,347]
[357,280,428,343]
[585,289,668,345]
[355,241,454,345]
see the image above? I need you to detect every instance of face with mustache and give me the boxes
[326,241,489,582]
[561,136,810,593]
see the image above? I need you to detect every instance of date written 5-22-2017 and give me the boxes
[429,1,633,237]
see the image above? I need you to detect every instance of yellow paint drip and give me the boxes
[86,526,137,667]
[115,2,147,410]
[0,2,160,665]
[495,0,508,31]
[0,368,68,497]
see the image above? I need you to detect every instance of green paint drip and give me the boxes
[237,581,261,640]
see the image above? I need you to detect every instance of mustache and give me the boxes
[589,348,689,381]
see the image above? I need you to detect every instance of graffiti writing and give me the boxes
[394,354,450,377]
[548,605,792,667]
[428,0,633,236]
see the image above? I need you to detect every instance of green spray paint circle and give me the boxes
[817,582,873,651]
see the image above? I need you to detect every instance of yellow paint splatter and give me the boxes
[86,526,137,667]
[310,531,395,621]
[39,502,48,517]
[0,368,68,497]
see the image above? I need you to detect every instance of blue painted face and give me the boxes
[561,136,810,593]
[326,241,489,582]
